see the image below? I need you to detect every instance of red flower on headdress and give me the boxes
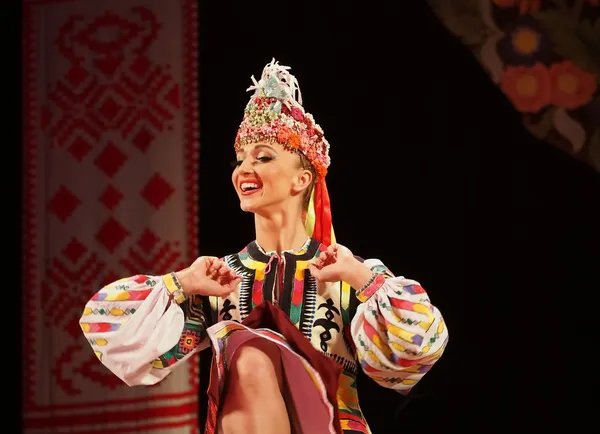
[306,128,318,138]
[314,162,328,178]
[305,146,317,162]
[288,133,301,149]
[276,127,291,144]
[290,107,305,122]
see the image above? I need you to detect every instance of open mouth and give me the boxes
[239,181,263,196]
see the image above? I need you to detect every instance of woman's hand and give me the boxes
[308,244,375,289]
[308,244,357,283]
[175,256,242,298]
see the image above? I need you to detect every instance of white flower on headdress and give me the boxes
[246,58,303,110]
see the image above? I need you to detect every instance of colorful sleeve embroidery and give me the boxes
[80,274,211,386]
[350,259,449,394]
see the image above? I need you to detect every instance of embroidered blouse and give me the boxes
[80,238,448,432]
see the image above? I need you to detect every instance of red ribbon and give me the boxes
[312,176,333,246]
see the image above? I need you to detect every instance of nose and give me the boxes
[237,156,253,174]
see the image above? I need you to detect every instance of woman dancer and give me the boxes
[80,59,449,434]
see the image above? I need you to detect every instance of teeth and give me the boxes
[241,182,260,192]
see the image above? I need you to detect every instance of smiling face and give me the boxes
[231,142,314,216]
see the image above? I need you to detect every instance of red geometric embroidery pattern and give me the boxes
[24,1,200,430]
[62,237,88,264]
[141,173,175,209]
[179,330,202,355]
[46,77,102,147]
[48,185,81,223]
[132,125,155,152]
[120,228,186,275]
[119,64,179,137]
[98,185,124,211]
[75,353,124,391]
[94,141,128,178]
[137,228,160,251]
[67,136,93,162]
[88,83,132,131]
[41,239,109,397]
[95,217,130,253]
[42,237,107,337]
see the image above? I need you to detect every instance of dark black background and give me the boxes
[196,1,598,433]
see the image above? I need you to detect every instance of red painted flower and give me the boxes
[548,60,597,109]
[500,63,551,113]
[493,0,541,15]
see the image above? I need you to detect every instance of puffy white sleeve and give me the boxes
[350,259,449,394]
[80,273,211,386]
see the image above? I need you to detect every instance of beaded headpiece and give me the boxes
[234,59,335,245]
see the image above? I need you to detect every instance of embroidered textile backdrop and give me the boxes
[428,0,600,172]
[23,0,199,432]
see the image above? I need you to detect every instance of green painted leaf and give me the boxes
[427,0,493,50]
[536,9,600,75]
[525,107,556,140]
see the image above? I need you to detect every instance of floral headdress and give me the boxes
[234,59,335,245]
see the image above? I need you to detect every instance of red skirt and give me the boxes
[203,301,343,434]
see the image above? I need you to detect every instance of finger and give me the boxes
[319,253,334,266]
[207,258,222,270]
[220,278,241,298]
[229,270,241,282]
[204,280,234,297]
[202,258,219,276]
[228,276,243,290]
[194,277,220,295]
[217,271,240,286]
[200,256,219,268]
[308,263,322,279]
[208,259,226,278]
[216,261,230,276]
[207,267,219,280]
[328,244,338,259]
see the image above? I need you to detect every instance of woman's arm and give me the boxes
[80,273,211,386]
[344,258,449,394]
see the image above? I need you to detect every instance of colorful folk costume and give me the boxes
[80,59,449,434]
